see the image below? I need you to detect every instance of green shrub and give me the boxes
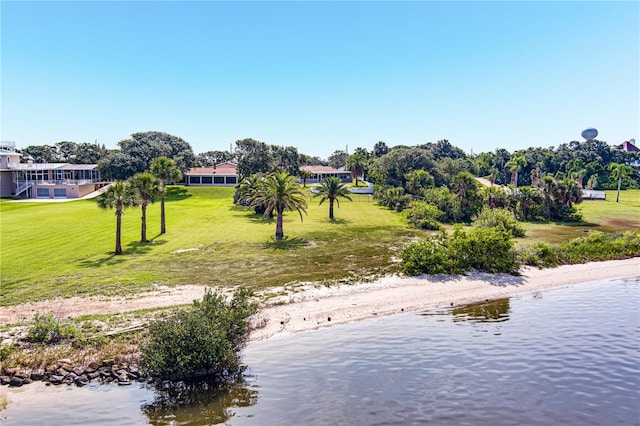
[403,201,443,230]
[141,288,258,379]
[520,230,640,267]
[473,207,525,238]
[375,186,411,212]
[400,226,519,275]
[27,313,82,344]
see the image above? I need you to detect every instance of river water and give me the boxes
[2,277,639,425]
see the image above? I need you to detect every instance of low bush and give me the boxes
[141,288,258,380]
[473,207,525,238]
[27,313,82,344]
[403,201,443,230]
[521,230,640,267]
[400,226,519,275]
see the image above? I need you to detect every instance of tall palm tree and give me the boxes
[505,154,527,196]
[130,172,161,242]
[298,169,314,187]
[235,173,268,214]
[346,152,366,186]
[150,156,182,234]
[609,162,634,203]
[313,176,353,219]
[249,171,307,240]
[539,175,556,221]
[96,181,138,255]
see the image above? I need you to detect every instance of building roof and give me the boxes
[475,177,499,187]
[616,141,640,152]
[301,165,349,174]
[2,162,98,171]
[186,162,238,175]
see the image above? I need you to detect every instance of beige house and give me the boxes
[0,144,105,199]
[299,165,352,184]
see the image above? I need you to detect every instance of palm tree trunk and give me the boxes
[275,207,284,239]
[329,199,335,219]
[115,210,123,255]
[616,176,622,203]
[160,181,166,234]
[141,202,148,242]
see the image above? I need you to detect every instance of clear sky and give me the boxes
[1,1,638,160]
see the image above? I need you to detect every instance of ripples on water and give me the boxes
[2,278,639,425]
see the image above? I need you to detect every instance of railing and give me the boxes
[14,182,32,196]
[13,179,98,186]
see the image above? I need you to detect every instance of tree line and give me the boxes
[17,132,639,191]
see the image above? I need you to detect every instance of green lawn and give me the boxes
[1,187,638,306]
[520,189,640,247]
[0,187,417,305]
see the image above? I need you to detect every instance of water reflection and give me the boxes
[141,374,257,426]
[451,298,510,323]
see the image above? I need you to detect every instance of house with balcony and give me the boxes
[0,144,106,199]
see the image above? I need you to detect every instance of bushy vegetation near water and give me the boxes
[141,289,257,380]
[400,226,519,275]
[521,230,640,267]
[402,229,640,276]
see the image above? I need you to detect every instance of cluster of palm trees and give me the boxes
[96,156,181,255]
[235,171,353,239]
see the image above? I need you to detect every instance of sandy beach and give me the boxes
[249,257,639,341]
[2,258,637,341]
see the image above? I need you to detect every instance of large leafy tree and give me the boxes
[270,145,300,176]
[313,176,353,220]
[235,138,271,180]
[96,181,139,255]
[198,150,234,166]
[368,147,436,187]
[130,172,161,242]
[327,150,348,169]
[609,162,634,202]
[505,154,527,196]
[98,131,195,180]
[151,156,182,234]
[373,141,389,158]
[249,171,307,240]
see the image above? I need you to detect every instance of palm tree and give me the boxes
[609,163,634,203]
[346,152,366,186]
[505,154,527,196]
[96,181,138,255]
[539,175,556,221]
[249,171,308,239]
[235,173,268,214]
[130,172,161,242]
[313,176,353,219]
[150,156,182,234]
[298,169,314,187]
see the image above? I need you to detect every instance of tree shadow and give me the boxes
[125,239,167,254]
[164,186,192,202]
[327,217,351,225]
[263,236,309,250]
[78,252,126,268]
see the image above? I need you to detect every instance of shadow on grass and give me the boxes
[78,239,166,268]
[164,186,192,202]
[263,237,309,250]
[327,217,351,225]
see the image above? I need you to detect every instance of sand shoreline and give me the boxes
[1,258,638,342]
[248,257,639,342]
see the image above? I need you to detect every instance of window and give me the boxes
[225,176,237,184]
[37,188,49,198]
[202,176,213,184]
[53,188,66,198]
[214,176,224,184]
[189,176,201,184]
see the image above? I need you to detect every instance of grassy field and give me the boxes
[0,187,417,305]
[1,187,638,306]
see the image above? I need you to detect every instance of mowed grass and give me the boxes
[520,189,640,247]
[1,187,638,306]
[0,187,417,305]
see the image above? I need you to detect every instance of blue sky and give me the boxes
[2,1,638,159]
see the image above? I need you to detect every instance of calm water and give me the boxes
[2,277,639,425]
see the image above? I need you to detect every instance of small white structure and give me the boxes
[581,190,606,200]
